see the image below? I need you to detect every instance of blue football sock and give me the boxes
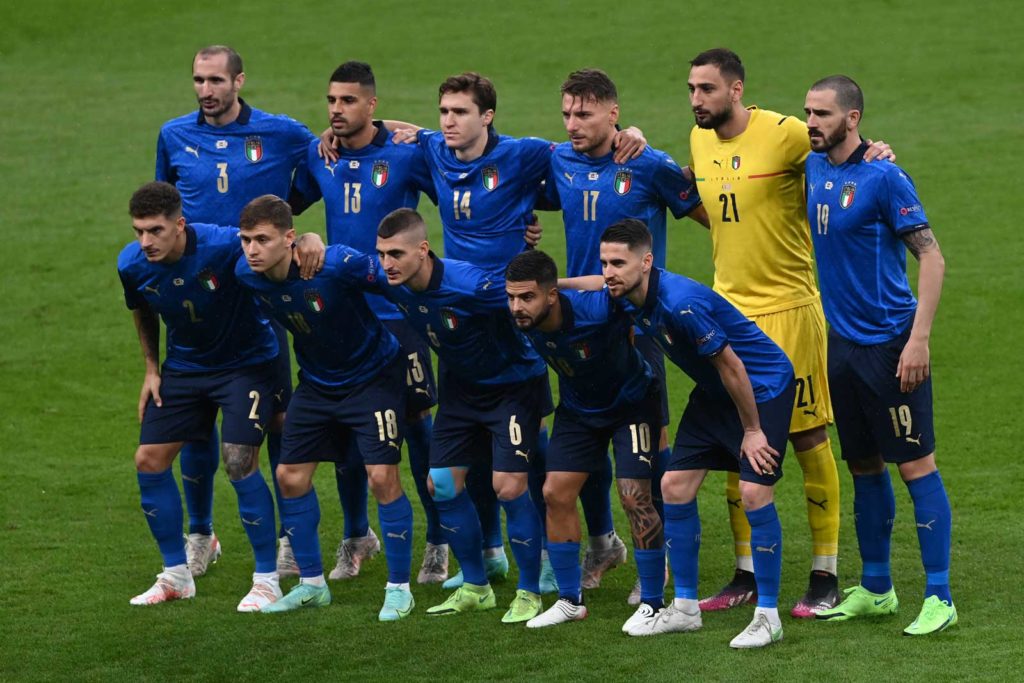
[853,470,896,594]
[635,548,666,607]
[280,487,323,578]
[230,470,277,574]
[663,501,700,600]
[335,452,370,539]
[747,502,783,609]
[434,490,487,585]
[378,494,414,584]
[138,469,186,567]
[579,452,615,537]
[529,427,548,541]
[266,431,287,538]
[501,491,543,593]
[651,448,670,522]
[548,541,582,602]
[906,470,953,603]
[467,464,503,550]
[405,415,443,545]
[179,424,218,535]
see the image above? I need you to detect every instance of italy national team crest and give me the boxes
[839,182,856,209]
[572,342,592,360]
[614,170,632,195]
[244,136,263,163]
[198,269,219,292]
[731,155,741,170]
[371,160,389,188]
[482,166,499,191]
[305,290,325,313]
[440,308,459,330]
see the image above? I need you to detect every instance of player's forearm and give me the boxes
[712,348,761,432]
[909,247,945,342]
[382,120,422,133]
[132,308,161,372]
[557,275,604,291]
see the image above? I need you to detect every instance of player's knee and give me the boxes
[739,481,774,510]
[494,473,527,501]
[222,443,258,480]
[847,456,886,476]
[366,465,402,501]
[790,425,827,452]
[134,444,177,473]
[275,465,308,497]
[898,453,936,482]
[542,482,575,510]
[661,470,699,504]
[430,467,457,501]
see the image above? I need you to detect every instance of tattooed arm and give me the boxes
[898,227,945,393]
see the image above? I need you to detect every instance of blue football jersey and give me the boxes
[546,143,701,276]
[419,128,553,269]
[806,144,928,344]
[621,268,793,402]
[380,255,547,385]
[118,224,278,373]
[291,122,437,320]
[523,290,653,416]
[234,245,399,389]
[156,100,315,225]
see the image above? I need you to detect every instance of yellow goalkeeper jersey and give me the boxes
[689,107,819,316]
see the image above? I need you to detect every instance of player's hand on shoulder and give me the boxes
[293,233,327,280]
[317,128,340,163]
[740,428,779,476]
[138,371,162,423]
[612,126,647,163]
[391,127,420,145]
[863,138,895,163]
[896,336,930,393]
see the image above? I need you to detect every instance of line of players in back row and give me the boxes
[118,45,956,647]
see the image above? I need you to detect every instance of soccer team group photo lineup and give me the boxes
[120,42,955,647]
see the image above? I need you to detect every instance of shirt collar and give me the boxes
[844,139,871,164]
[183,225,198,255]
[426,252,445,291]
[370,121,389,147]
[196,98,252,126]
[557,292,576,330]
[638,267,661,317]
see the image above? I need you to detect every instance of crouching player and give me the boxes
[503,250,666,631]
[592,219,795,648]
[119,182,322,611]
[234,195,416,621]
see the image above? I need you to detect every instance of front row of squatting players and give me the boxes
[118,52,956,649]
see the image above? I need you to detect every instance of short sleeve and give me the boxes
[675,300,728,357]
[518,137,555,186]
[882,166,930,236]
[408,143,438,205]
[290,143,324,206]
[118,268,144,310]
[333,247,384,293]
[653,153,702,219]
[780,116,811,173]
[472,268,509,310]
[155,131,175,183]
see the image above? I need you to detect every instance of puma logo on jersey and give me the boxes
[755,543,778,554]
[253,423,264,432]
[678,306,694,315]
[515,449,530,461]
[802,407,818,417]
[274,390,285,402]
[387,440,400,450]
[387,530,409,540]
[185,146,199,158]
[563,172,575,183]
[807,496,828,511]
[343,253,353,263]
[906,434,922,445]
[482,280,493,290]
[414,388,430,396]
[638,454,653,467]
[713,159,723,167]
[324,161,337,177]
[144,285,160,296]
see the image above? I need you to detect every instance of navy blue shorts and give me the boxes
[547,381,664,479]
[139,362,277,446]
[383,318,437,416]
[280,357,406,465]
[270,320,293,412]
[635,334,670,427]
[669,380,795,486]
[828,326,935,463]
[431,367,553,473]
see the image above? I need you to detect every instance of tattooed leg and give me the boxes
[617,478,663,549]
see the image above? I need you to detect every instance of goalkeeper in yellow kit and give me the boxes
[684,48,892,617]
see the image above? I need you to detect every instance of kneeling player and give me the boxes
[504,250,666,631]
[590,219,795,648]
[119,182,321,611]
[803,76,955,634]
[235,195,416,621]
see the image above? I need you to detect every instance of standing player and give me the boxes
[685,48,851,615]
[235,196,417,620]
[802,76,955,634]
[375,208,551,624]
[155,45,324,576]
[542,68,706,596]
[594,219,795,648]
[504,250,666,632]
[290,61,445,584]
[119,182,319,611]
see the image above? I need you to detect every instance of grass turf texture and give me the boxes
[1,0,1021,680]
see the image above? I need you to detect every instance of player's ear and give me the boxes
[847,108,861,130]
[175,215,186,231]
[642,251,654,272]
[608,102,620,126]
[418,240,429,259]
[481,109,495,127]
[732,79,744,103]
[235,71,246,90]
[368,95,379,114]
[285,227,296,246]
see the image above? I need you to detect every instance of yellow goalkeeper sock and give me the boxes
[725,472,753,572]
[795,438,840,573]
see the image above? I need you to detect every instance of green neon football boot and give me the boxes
[815,585,898,621]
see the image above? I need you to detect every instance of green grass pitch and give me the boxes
[1,0,1021,680]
